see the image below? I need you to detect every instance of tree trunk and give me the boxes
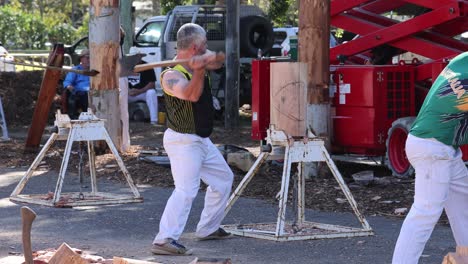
[224,0,239,129]
[299,0,331,178]
[152,0,160,15]
[299,0,330,137]
[89,0,123,151]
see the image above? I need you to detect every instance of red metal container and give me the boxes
[251,59,276,140]
[331,65,415,155]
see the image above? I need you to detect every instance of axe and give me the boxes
[21,206,37,264]
[119,53,147,77]
[119,52,225,77]
[119,56,190,77]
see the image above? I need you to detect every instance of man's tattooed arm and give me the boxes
[164,78,180,90]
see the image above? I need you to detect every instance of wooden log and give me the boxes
[48,243,87,264]
[270,62,308,137]
[89,0,123,151]
[299,0,330,105]
[25,44,64,150]
[299,0,331,147]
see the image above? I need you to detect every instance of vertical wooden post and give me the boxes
[89,0,123,150]
[119,0,132,152]
[224,0,240,129]
[120,0,133,55]
[299,0,331,178]
[299,0,330,141]
[25,44,64,150]
[152,0,160,16]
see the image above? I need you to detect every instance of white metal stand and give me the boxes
[10,110,142,207]
[222,125,373,241]
[0,97,9,140]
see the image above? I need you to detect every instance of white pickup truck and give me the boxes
[132,5,274,104]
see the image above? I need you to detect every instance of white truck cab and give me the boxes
[132,15,166,94]
[131,5,274,106]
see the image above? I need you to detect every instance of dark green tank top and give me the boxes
[161,64,214,138]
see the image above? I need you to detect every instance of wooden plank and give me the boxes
[25,44,64,149]
[270,62,308,137]
[48,243,87,264]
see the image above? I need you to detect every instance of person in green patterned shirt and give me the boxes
[393,52,468,264]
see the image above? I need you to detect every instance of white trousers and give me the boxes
[392,134,468,264]
[153,128,234,244]
[128,89,158,123]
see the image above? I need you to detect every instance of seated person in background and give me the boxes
[63,49,90,119]
[127,47,158,124]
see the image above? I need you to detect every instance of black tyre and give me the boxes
[385,117,416,177]
[239,16,274,57]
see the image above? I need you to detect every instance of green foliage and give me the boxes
[75,13,89,39]
[0,5,47,49]
[334,28,344,38]
[160,0,186,15]
[0,1,89,49]
[47,23,77,45]
[268,0,297,27]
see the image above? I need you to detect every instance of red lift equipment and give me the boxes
[329,0,467,177]
[252,0,467,177]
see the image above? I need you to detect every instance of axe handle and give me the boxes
[5,61,99,76]
[21,206,36,264]
[133,59,190,73]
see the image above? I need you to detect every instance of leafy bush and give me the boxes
[0,5,47,49]
[0,4,88,50]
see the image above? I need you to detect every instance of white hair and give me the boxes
[177,23,206,50]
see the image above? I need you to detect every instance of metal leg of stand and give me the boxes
[87,141,98,194]
[297,162,305,226]
[276,145,292,236]
[53,128,76,204]
[224,152,269,217]
[321,146,372,230]
[10,133,59,196]
[103,129,141,198]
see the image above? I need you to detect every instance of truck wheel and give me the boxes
[385,117,416,177]
[239,16,274,57]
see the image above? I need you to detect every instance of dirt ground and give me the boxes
[0,70,423,221]
[0,119,422,221]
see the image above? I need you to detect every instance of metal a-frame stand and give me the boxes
[10,110,142,207]
[222,125,373,241]
[0,96,9,141]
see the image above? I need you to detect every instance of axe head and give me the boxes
[119,53,146,77]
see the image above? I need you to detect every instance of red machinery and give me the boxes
[330,0,468,176]
[251,0,467,177]
[251,59,275,141]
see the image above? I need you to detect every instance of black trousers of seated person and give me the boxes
[67,90,89,119]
